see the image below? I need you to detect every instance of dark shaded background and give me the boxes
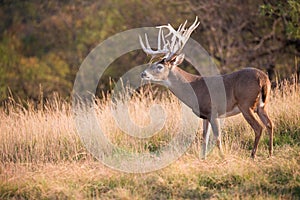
[0,0,299,103]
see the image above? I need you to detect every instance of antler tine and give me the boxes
[139,35,147,53]
[178,20,188,33]
[157,27,162,51]
[185,17,200,38]
[182,17,199,38]
[190,17,200,32]
[144,33,152,51]
[161,29,167,49]
[139,34,156,55]
[190,16,199,29]
[177,23,183,33]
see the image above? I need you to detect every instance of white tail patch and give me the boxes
[259,94,265,107]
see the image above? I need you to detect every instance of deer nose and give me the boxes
[141,71,147,78]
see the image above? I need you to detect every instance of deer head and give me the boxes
[140,17,200,83]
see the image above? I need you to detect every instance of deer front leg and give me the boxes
[202,119,211,159]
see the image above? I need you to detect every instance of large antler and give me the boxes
[139,17,200,61]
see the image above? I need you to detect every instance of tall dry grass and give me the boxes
[0,78,299,199]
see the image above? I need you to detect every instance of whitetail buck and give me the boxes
[139,17,273,159]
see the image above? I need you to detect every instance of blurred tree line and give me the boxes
[0,0,299,103]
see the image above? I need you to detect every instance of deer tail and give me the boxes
[260,79,271,107]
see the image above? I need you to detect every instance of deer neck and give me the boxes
[166,66,201,111]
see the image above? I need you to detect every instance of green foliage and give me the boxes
[0,37,19,100]
[272,126,300,146]
[0,0,178,102]
[198,174,245,190]
[260,0,300,39]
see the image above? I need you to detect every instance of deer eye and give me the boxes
[157,65,164,70]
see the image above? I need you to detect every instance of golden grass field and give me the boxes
[0,77,300,199]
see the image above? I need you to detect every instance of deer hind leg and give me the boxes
[240,107,263,158]
[209,117,224,158]
[257,107,273,157]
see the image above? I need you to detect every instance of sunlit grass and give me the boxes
[0,79,299,199]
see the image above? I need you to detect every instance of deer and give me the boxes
[139,17,273,159]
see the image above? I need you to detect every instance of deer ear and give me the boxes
[170,53,185,66]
